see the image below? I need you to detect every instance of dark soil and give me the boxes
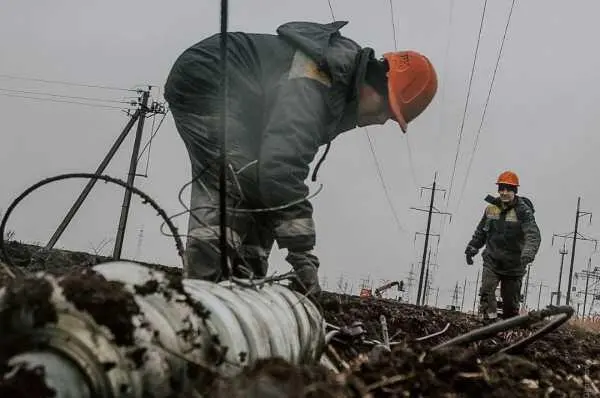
[0,364,56,398]
[0,276,57,331]
[58,268,140,346]
[2,240,600,397]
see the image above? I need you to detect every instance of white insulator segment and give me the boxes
[182,278,326,369]
[8,352,92,398]
[92,262,218,384]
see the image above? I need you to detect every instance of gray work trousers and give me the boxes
[479,266,523,319]
[171,107,319,282]
[184,180,275,281]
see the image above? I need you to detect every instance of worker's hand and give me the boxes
[465,245,478,265]
[466,254,474,265]
[521,255,534,267]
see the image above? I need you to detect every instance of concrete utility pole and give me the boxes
[411,172,451,306]
[44,87,166,260]
[552,197,596,306]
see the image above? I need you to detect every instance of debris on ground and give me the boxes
[1,240,599,397]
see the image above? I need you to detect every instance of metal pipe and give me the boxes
[0,261,325,397]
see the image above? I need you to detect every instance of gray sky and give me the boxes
[2,0,600,310]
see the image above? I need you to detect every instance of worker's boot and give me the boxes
[286,251,322,298]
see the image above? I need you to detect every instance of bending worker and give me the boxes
[465,171,541,320]
[164,21,438,295]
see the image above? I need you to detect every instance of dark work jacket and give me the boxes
[164,21,375,250]
[468,195,542,276]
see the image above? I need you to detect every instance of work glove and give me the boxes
[286,250,322,297]
[465,245,479,265]
[521,255,534,267]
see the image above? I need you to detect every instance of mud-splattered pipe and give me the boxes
[0,261,325,397]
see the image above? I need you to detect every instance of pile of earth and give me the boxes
[1,240,599,397]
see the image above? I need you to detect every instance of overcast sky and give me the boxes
[2,0,600,311]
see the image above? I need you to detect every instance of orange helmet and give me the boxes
[497,171,519,187]
[383,51,438,133]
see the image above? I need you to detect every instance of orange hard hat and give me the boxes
[497,171,519,186]
[383,51,438,133]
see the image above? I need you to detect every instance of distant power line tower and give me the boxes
[405,263,417,303]
[451,282,461,308]
[410,172,451,306]
[552,197,597,306]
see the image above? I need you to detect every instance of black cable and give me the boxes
[0,173,185,268]
[431,305,574,353]
[137,109,169,164]
[218,0,229,278]
[0,92,129,110]
[446,0,488,207]
[0,74,137,92]
[455,0,517,213]
[0,87,133,104]
[327,0,335,20]
[365,128,409,235]
[388,0,398,51]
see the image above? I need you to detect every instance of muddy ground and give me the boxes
[1,240,599,397]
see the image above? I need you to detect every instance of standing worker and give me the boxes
[465,171,541,320]
[164,21,438,295]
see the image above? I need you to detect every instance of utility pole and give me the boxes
[422,249,432,305]
[411,172,451,306]
[451,282,460,308]
[114,89,151,259]
[435,287,440,307]
[423,250,439,305]
[552,197,596,306]
[583,258,592,317]
[405,264,417,303]
[535,281,549,311]
[472,269,480,314]
[460,277,467,312]
[45,87,165,259]
[555,245,568,305]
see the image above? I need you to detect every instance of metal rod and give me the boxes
[113,89,150,259]
[45,109,141,250]
[218,0,229,275]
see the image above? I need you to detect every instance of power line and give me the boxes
[0,73,137,92]
[387,0,419,191]
[433,0,455,153]
[137,109,170,166]
[0,87,134,105]
[327,0,335,20]
[0,92,129,110]
[455,0,517,214]
[323,0,409,236]
[446,0,488,207]
[365,128,409,235]
[388,0,398,50]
